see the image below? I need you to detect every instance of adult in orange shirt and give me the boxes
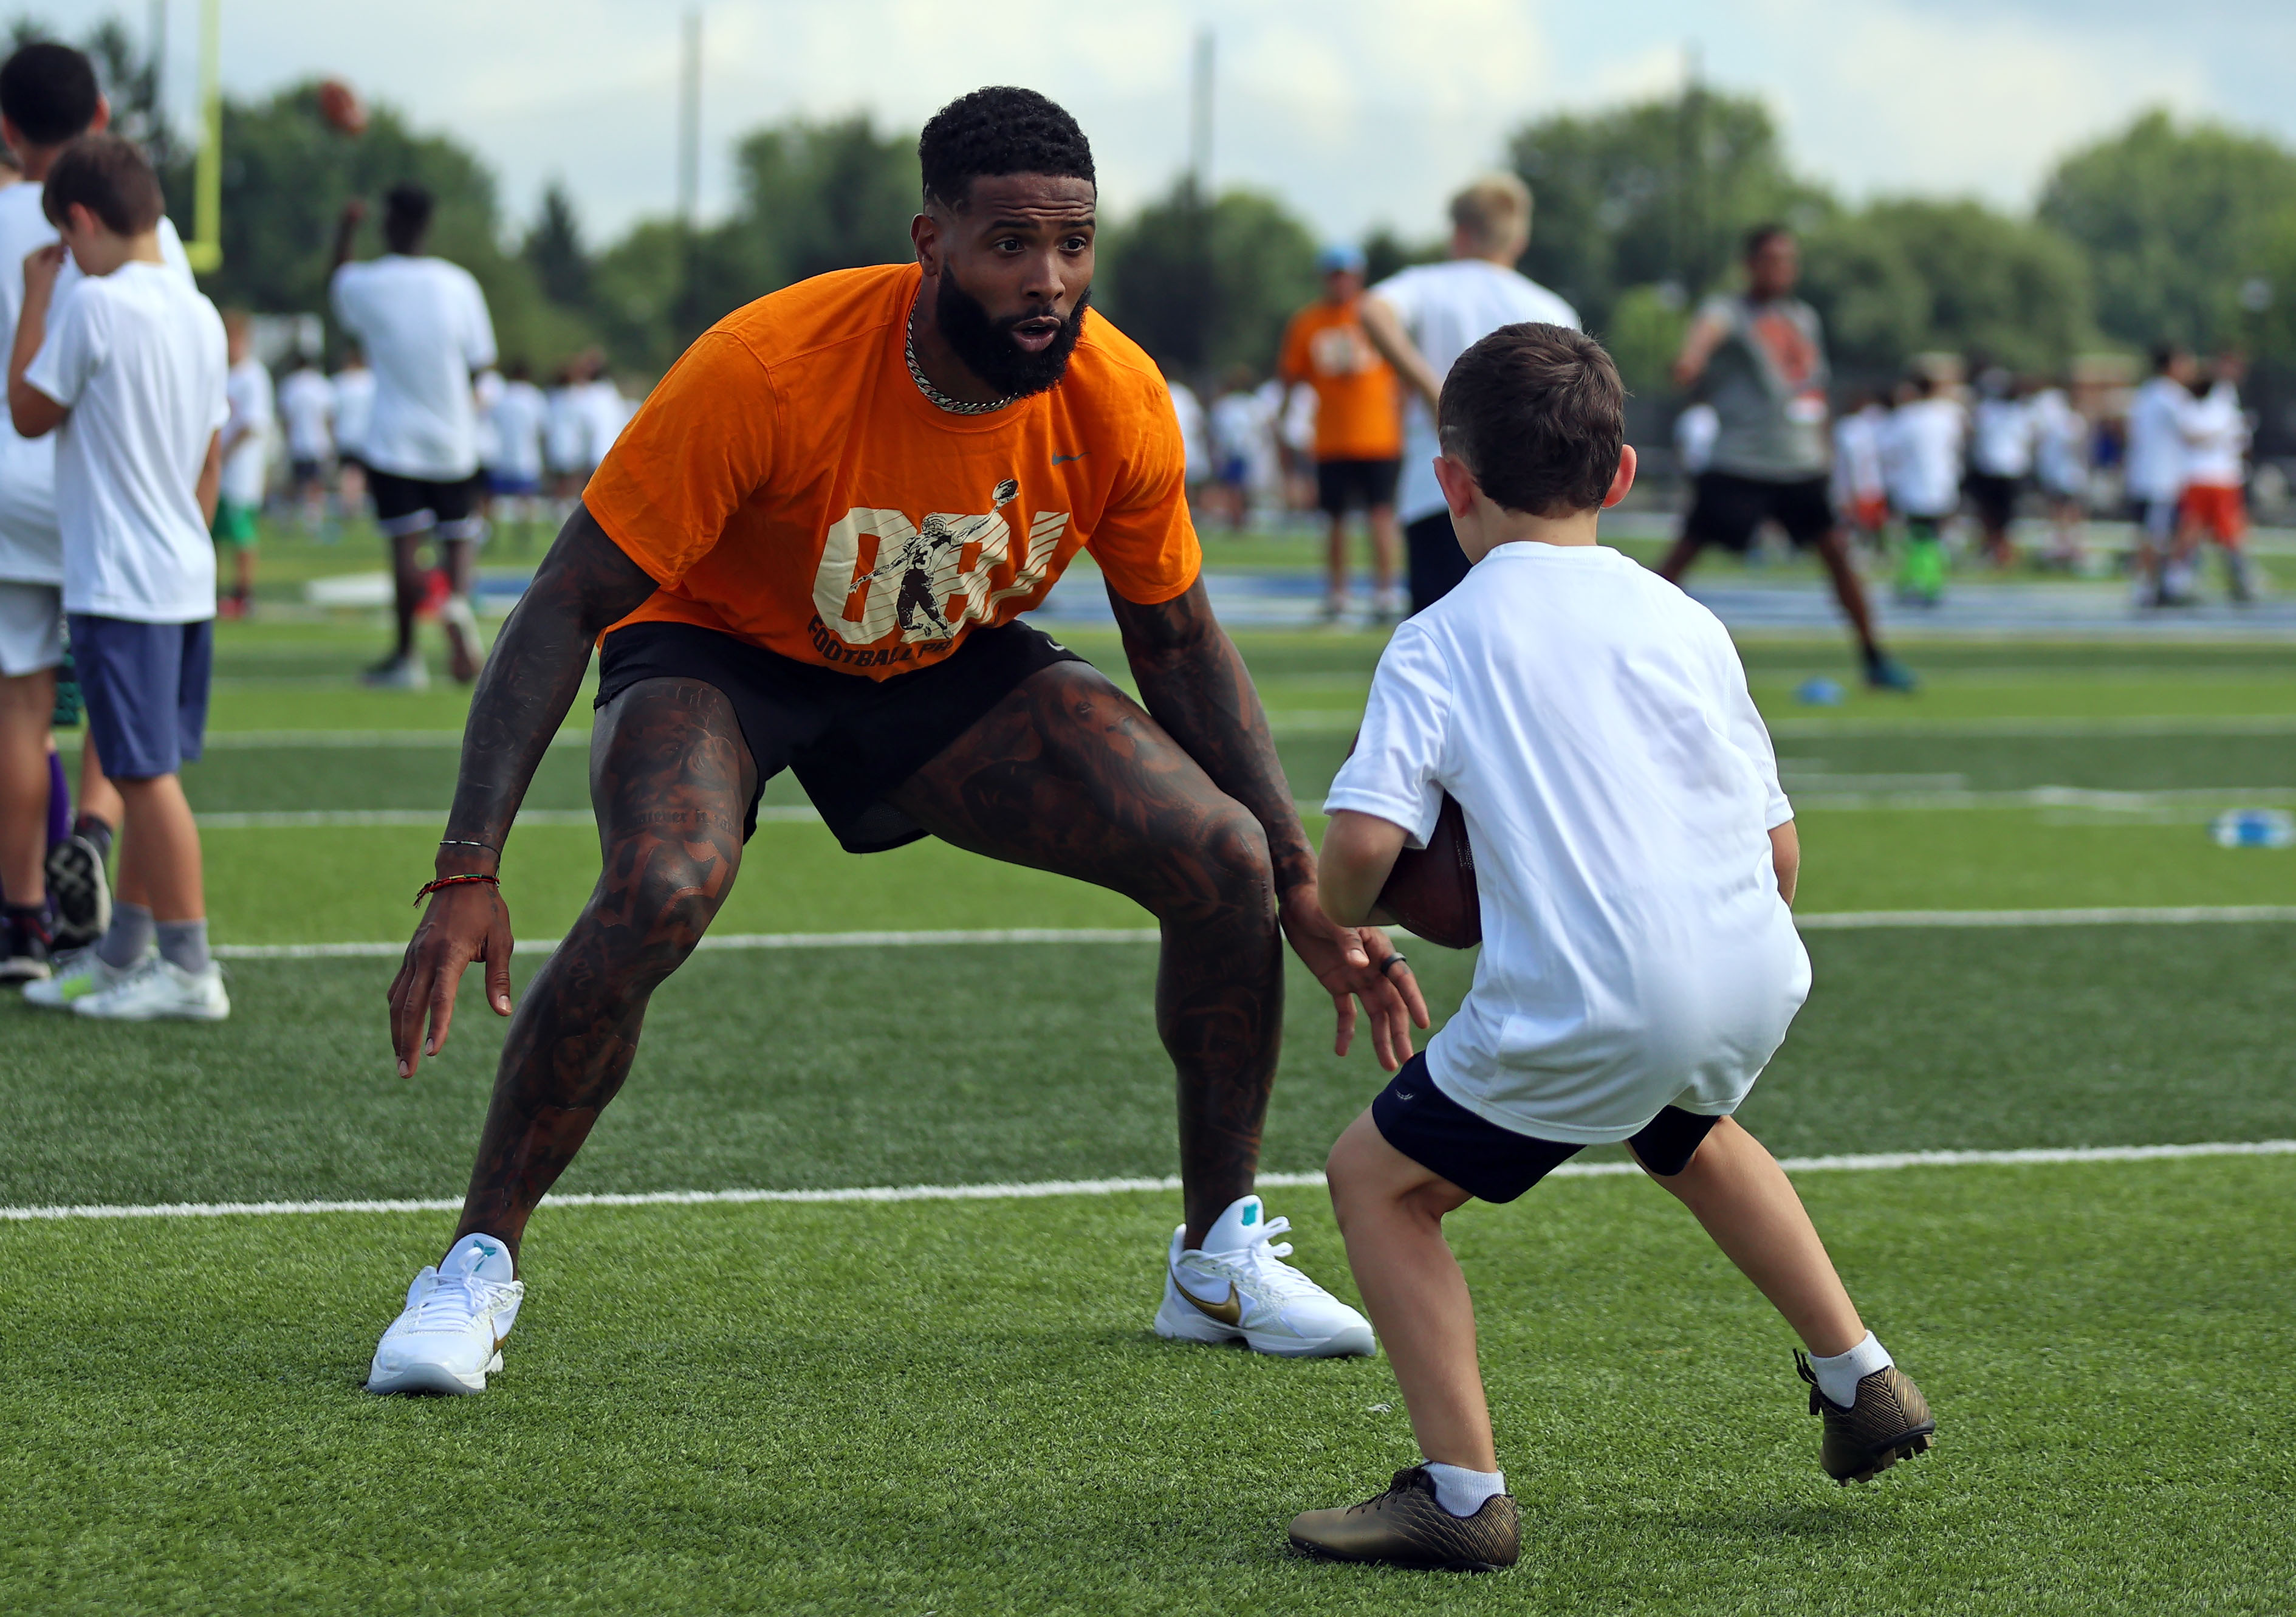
[370,89,1426,1395]
[1279,245,1403,621]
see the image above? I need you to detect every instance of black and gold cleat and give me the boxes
[1797,1352,1936,1484]
[1288,1466,1519,1572]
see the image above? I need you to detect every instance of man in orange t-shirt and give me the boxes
[369,89,1427,1396]
[1278,245,1403,620]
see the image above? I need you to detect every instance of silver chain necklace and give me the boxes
[906,298,1015,416]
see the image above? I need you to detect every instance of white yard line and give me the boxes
[1791,904,2296,929]
[194,806,823,829]
[6,1140,2288,1223]
[61,730,590,749]
[1765,715,2296,739]
[205,907,2296,962]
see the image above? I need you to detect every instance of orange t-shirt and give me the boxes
[1277,298,1402,461]
[586,263,1201,679]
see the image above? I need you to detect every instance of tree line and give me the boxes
[13,13,2296,443]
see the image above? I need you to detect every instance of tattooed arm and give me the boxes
[388,503,658,1076]
[1111,578,1430,1068]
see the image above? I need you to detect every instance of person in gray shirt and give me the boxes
[1659,225,1913,692]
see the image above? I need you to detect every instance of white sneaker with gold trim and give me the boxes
[1154,1194,1375,1358]
[366,1234,525,1394]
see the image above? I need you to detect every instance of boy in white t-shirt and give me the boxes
[7,134,230,1020]
[214,309,272,616]
[1883,374,1965,606]
[2170,351,2257,603]
[1289,325,1932,1572]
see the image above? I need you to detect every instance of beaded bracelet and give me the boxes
[414,872,501,906]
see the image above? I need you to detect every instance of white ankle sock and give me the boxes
[1422,1461,1505,1517]
[1809,1331,1892,1407]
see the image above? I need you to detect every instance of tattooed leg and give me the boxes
[450,677,757,1261]
[889,661,1281,1248]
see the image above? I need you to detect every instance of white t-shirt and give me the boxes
[328,255,496,481]
[488,379,548,481]
[220,355,275,507]
[1830,407,1885,504]
[331,366,374,459]
[544,384,587,475]
[1326,541,1808,1144]
[0,186,193,584]
[2027,388,2086,496]
[2125,376,2190,502]
[1676,402,1719,477]
[277,366,334,461]
[1210,388,1278,493]
[1165,379,1207,482]
[575,378,631,468]
[1969,397,2034,478]
[1369,259,1580,524]
[2180,381,2247,489]
[1884,397,1965,518]
[471,368,504,469]
[24,261,228,622]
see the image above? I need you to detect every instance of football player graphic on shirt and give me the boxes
[852,476,1023,644]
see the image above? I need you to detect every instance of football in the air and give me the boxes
[1377,792,1481,949]
[317,78,368,135]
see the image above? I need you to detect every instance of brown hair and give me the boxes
[41,133,163,236]
[1449,173,1532,253]
[1438,323,1625,517]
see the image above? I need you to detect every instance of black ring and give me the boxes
[1379,953,1410,975]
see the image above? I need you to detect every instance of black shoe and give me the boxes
[44,832,111,950]
[0,910,52,983]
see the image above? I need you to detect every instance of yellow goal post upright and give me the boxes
[184,0,221,273]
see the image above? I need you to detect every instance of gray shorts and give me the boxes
[0,580,63,676]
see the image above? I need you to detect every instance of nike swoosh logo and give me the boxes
[1052,451,1088,465]
[1173,1269,1242,1326]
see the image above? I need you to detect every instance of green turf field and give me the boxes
[5,597,2293,1614]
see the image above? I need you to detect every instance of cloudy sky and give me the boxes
[36,0,2296,245]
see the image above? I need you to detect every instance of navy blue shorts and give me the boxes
[68,614,212,781]
[1370,1052,1725,1203]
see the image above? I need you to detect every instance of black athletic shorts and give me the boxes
[594,617,1085,853]
[1965,471,2020,530]
[1684,471,1835,553]
[1316,456,1401,517]
[1370,1051,1724,1203]
[368,468,487,538]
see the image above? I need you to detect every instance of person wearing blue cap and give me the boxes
[1280,243,1404,621]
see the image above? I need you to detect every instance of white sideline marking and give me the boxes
[6,1141,2289,1222]
[61,730,590,749]
[205,907,2296,961]
[195,806,823,829]
[213,927,1166,960]
[1792,904,2296,929]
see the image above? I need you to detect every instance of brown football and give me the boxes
[317,78,368,135]
[1377,792,1481,949]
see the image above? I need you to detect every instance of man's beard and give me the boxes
[934,270,1091,400]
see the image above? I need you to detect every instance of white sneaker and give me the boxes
[361,653,430,692]
[1154,1194,1376,1358]
[22,946,139,1009]
[368,1233,526,1395]
[71,955,230,1021]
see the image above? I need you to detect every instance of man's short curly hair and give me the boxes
[919,87,1094,211]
